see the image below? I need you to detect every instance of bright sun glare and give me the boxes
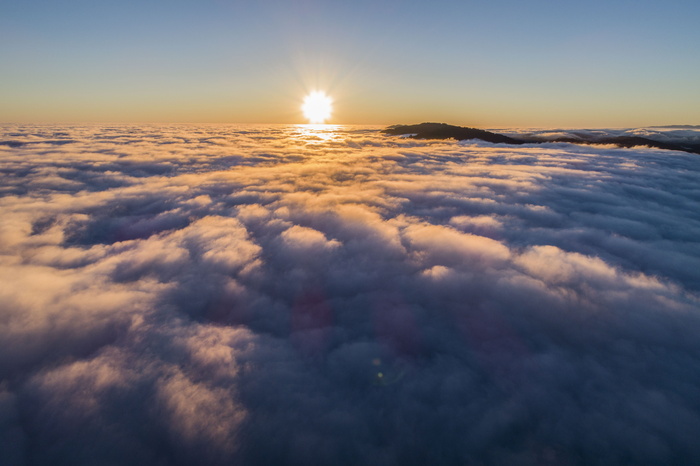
[302,91,333,124]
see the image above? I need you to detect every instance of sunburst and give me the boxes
[302,91,333,124]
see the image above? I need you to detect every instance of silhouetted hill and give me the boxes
[385,123,700,155]
[383,123,523,145]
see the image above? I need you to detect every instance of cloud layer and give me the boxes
[1,124,700,465]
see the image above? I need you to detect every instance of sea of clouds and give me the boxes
[1,124,699,465]
[499,125,700,146]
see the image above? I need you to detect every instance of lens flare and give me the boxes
[302,91,333,124]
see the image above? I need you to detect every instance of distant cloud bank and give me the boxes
[1,124,700,465]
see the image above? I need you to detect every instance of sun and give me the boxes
[302,91,333,124]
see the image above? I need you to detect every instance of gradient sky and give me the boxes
[1,0,699,127]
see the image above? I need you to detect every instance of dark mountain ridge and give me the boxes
[384,122,524,145]
[384,122,700,155]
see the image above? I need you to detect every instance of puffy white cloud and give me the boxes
[403,223,511,267]
[281,225,341,251]
[1,123,700,465]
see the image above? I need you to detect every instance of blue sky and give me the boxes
[1,0,699,126]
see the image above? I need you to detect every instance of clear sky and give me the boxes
[1,0,699,127]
